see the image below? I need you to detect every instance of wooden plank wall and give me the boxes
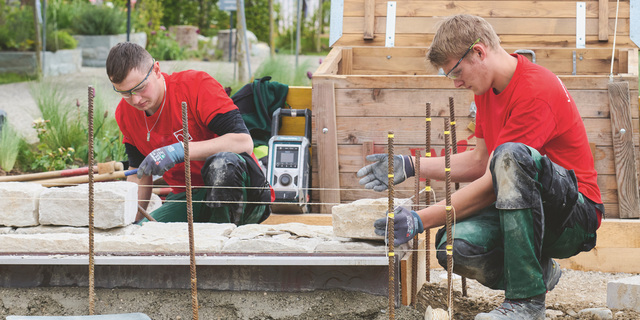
[336,0,633,48]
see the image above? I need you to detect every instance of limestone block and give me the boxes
[12,224,140,236]
[0,227,12,234]
[0,182,46,227]
[39,181,138,229]
[315,240,386,254]
[272,223,335,240]
[608,276,640,312]
[135,222,236,238]
[332,198,413,240]
[222,237,312,253]
[95,233,227,253]
[0,234,87,253]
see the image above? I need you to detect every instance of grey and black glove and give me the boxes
[374,206,423,245]
[356,154,415,192]
[137,142,184,178]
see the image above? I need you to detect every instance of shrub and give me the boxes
[46,29,77,52]
[0,4,35,51]
[147,31,188,61]
[73,4,126,35]
[0,124,22,172]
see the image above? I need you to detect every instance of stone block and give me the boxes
[95,233,227,253]
[0,182,46,227]
[0,233,87,253]
[332,198,413,240]
[39,181,138,229]
[607,276,640,312]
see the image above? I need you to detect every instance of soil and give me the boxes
[1,269,637,319]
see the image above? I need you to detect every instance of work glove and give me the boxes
[374,206,424,246]
[137,142,184,178]
[356,154,415,192]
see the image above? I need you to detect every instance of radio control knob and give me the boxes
[280,174,292,186]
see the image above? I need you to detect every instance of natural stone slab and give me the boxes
[222,237,313,253]
[272,223,335,240]
[12,224,141,236]
[96,233,227,253]
[315,240,386,254]
[0,182,46,227]
[608,276,640,312]
[229,224,276,239]
[0,234,87,253]
[332,198,413,240]
[577,308,612,319]
[39,181,138,229]
[135,222,236,238]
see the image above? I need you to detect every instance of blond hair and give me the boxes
[427,15,501,69]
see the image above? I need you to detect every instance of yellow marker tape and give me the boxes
[445,168,451,172]
[388,252,395,257]
[388,214,394,218]
[450,121,456,125]
[446,245,453,255]
[425,152,431,157]
[425,186,431,191]
[388,133,394,138]
[446,206,452,211]
[444,130,450,134]
[388,174,394,178]
[426,117,432,121]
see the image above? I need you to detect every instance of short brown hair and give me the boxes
[106,42,153,84]
[427,15,501,69]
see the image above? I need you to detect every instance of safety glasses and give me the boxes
[112,59,155,98]
[444,38,481,80]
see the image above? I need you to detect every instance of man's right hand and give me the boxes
[356,154,415,192]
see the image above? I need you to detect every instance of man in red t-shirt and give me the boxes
[106,42,272,225]
[357,15,603,320]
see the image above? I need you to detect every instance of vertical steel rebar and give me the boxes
[444,118,454,315]
[449,96,468,297]
[411,150,421,307]
[182,102,199,320]
[87,85,96,315]
[424,103,432,283]
[387,131,395,320]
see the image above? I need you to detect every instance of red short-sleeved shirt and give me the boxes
[475,54,602,205]
[115,70,237,193]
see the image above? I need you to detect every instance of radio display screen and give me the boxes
[276,147,298,168]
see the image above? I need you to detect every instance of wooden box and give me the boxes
[310,0,639,218]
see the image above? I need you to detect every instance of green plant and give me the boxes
[253,56,313,86]
[147,30,188,60]
[0,124,23,172]
[0,72,37,85]
[245,0,269,43]
[133,0,163,43]
[0,3,35,51]
[73,3,126,35]
[46,29,77,51]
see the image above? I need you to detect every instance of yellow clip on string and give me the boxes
[445,168,451,172]
[446,245,453,255]
[388,252,395,257]
[446,206,452,211]
[425,186,431,191]
[388,213,395,218]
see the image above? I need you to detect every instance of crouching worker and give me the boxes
[357,14,603,320]
[107,42,273,225]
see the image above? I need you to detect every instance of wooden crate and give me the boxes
[310,0,640,217]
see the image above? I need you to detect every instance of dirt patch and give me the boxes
[0,269,638,319]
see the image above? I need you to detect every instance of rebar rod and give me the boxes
[425,103,432,283]
[182,101,199,320]
[449,97,467,297]
[444,118,454,316]
[87,85,96,315]
[411,150,421,307]
[387,131,395,320]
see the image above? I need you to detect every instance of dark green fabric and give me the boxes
[232,76,289,147]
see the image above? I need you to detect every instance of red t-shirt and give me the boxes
[115,70,237,194]
[475,54,602,206]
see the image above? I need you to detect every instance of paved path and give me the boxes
[0,54,321,144]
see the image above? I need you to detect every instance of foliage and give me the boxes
[0,3,35,51]
[45,29,77,52]
[73,3,126,35]
[0,124,23,172]
[46,0,84,32]
[132,0,164,42]
[275,0,329,54]
[27,82,127,172]
[0,73,37,85]
[147,29,189,61]
[244,0,269,43]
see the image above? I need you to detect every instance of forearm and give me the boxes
[187,133,254,160]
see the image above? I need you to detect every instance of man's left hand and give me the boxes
[373,206,424,245]
[137,142,185,178]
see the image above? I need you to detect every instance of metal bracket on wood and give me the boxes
[577,2,586,48]
[573,51,577,75]
[385,1,396,47]
[329,0,344,47]
[514,49,536,64]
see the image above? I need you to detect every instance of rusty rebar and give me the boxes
[449,97,467,297]
[182,101,199,320]
[444,118,454,314]
[387,131,395,320]
[411,150,421,307]
[425,103,432,283]
[87,85,95,315]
